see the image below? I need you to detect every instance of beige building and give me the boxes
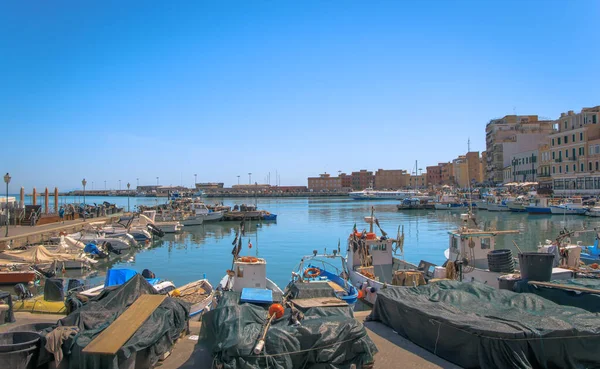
[485,115,554,184]
[374,169,410,189]
[408,174,427,189]
[537,140,552,189]
[307,173,342,192]
[452,156,469,188]
[549,106,600,195]
[440,162,454,185]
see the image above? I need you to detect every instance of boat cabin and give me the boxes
[448,229,497,270]
[230,257,268,290]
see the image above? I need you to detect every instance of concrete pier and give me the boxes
[0,213,122,249]
[0,311,460,368]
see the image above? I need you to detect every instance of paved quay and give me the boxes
[0,311,460,369]
[0,214,122,249]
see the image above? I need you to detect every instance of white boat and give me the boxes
[141,210,182,233]
[189,202,224,222]
[219,256,283,295]
[550,198,587,215]
[585,206,600,217]
[506,196,528,212]
[445,213,574,288]
[487,198,511,212]
[349,187,419,200]
[159,279,215,318]
[346,211,422,305]
[68,231,137,252]
[474,200,488,210]
[154,221,182,233]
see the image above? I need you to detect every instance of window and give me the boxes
[552,152,555,160]
[553,166,556,174]
[552,138,555,146]
[574,164,577,172]
[526,157,528,164]
[572,134,575,142]
[594,115,598,124]
[558,137,562,145]
[566,149,569,158]
[573,148,576,158]
[565,121,568,129]
[581,163,585,172]
[580,147,584,156]
[590,162,593,171]
[565,136,568,144]
[565,165,568,173]
[580,132,584,141]
[597,162,599,171]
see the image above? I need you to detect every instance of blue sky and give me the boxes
[1,1,599,190]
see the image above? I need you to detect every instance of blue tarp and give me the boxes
[104,269,160,287]
[104,269,138,287]
[84,243,100,255]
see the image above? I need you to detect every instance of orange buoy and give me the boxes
[366,232,377,240]
[303,267,321,279]
[268,303,285,319]
[358,290,364,299]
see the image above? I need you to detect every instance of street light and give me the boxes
[82,178,87,222]
[4,173,10,237]
[248,173,252,185]
[136,178,139,188]
[237,175,240,185]
[127,182,131,212]
[194,174,197,187]
[156,177,159,186]
[119,179,121,191]
[104,180,106,190]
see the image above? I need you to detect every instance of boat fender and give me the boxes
[369,287,376,294]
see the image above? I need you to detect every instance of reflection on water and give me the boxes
[4,197,600,295]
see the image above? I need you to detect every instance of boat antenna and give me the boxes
[370,206,374,234]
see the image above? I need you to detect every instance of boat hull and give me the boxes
[181,216,204,226]
[0,271,36,284]
[526,206,551,214]
[434,203,466,211]
[549,206,586,215]
[507,203,526,212]
[487,204,510,212]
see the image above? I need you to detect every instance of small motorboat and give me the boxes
[261,211,277,221]
[79,268,163,298]
[585,206,600,217]
[162,279,215,318]
[0,265,37,284]
[12,278,85,314]
[288,250,358,306]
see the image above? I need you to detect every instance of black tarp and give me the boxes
[368,281,600,369]
[53,274,189,369]
[514,278,600,313]
[200,291,377,369]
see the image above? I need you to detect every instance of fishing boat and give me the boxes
[397,197,435,210]
[487,197,511,212]
[550,198,587,215]
[0,244,94,271]
[0,264,37,284]
[190,202,225,222]
[166,279,215,318]
[261,210,277,220]
[585,206,600,217]
[507,196,528,212]
[204,223,377,368]
[433,194,467,211]
[525,197,555,214]
[12,278,70,314]
[346,209,425,305]
[288,250,358,306]
[445,213,575,288]
[154,221,183,233]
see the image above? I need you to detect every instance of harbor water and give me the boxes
[15,196,600,289]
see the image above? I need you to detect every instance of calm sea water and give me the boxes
[14,195,600,289]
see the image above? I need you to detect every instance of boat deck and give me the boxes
[1,311,461,368]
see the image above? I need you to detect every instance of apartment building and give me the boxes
[549,106,600,195]
[537,140,552,189]
[351,170,374,190]
[507,150,538,183]
[426,165,442,186]
[408,174,427,189]
[374,169,410,189]
[307,173,342,192]
[485,115,554,184]
[440,162,454,185]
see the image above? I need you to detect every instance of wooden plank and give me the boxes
[327,281,345,293]
[528,281,600,294]
[292,297,347,308]
[83,294,166,355]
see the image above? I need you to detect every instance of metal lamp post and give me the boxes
[127,182,131,212]
[194,174,197,187]
[248,173,252,185]
[237,175,240,185]
[4,173,10,237]
[156,177,159,186]
[82,178,87,222]
[119,179,121,191]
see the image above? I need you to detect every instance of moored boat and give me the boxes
[585,206,600,217]
[0,266,37,284]
[288,251,358,306]
[550,198,587,215]
[167,279,215,317]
